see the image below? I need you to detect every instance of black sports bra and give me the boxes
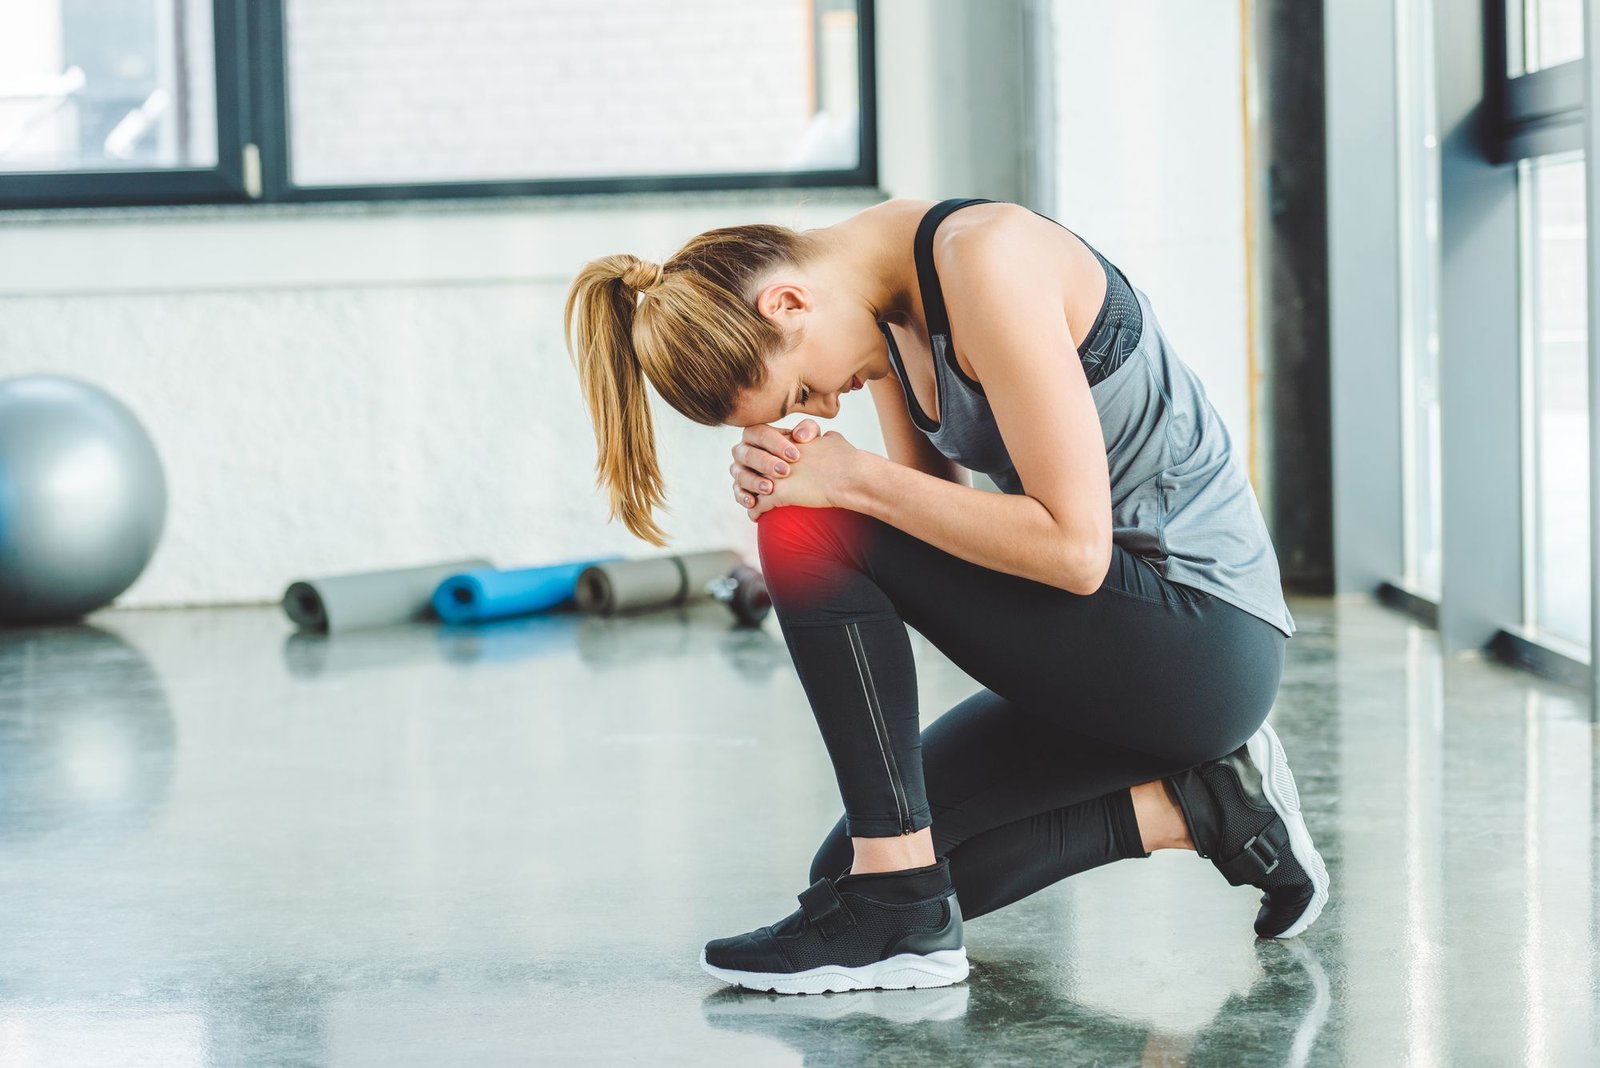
[910,197,1144,389]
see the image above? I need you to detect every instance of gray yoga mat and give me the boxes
[573,550,744,616]
[282,557,492,633]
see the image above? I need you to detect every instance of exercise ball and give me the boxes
[0,374,167,625]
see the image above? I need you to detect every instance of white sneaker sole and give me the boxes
[699,947,970,995]
[1247,721,1331,939]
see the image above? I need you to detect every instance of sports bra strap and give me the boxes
[913,197,993,339]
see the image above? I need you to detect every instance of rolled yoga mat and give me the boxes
[282,557,492,633]
[431,556,625,625]
[573,549,744,616]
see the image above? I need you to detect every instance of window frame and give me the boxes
[1487,0,1585,164]
[0,0,879,210]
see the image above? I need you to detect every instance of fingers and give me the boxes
[730,468,775,502]
[746,493,777,521]
[742,422,802,462]
[728,450,788,498]
[736,483,772,519]
[728,418,823,515]
[730,437,793,480]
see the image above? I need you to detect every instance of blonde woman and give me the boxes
[565,197,1329,995]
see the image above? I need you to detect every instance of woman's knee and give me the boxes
[1166,701,1273,767]
[755,504,861,560]
[756,506,877,610]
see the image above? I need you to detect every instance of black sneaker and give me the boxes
[1165,722,1331,939]
[699,856,969,994]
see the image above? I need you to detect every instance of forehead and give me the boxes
[727,375,790,427]
[726,344,797,426]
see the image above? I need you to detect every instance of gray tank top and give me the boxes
[877,198,1296,638]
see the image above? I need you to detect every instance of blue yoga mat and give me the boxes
[431,556,625,624]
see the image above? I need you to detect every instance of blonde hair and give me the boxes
[564,223,816,546]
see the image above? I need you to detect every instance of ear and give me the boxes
[754,281,809,324]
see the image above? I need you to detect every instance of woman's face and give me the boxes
[725,279,883,428]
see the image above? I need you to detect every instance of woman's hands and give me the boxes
[729,418,861,520]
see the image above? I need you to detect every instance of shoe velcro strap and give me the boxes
[1215,828,1282,886]
[798,877,856,939]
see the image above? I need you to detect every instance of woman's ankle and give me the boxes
[1131,779,1196,851]
[850,826,937,874]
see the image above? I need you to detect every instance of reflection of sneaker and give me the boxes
[1165,722,1331,939]
[699,856,970,995]
[701,983,971,1027]
[698,985,972,1067]
[1278,939,1333,1068]
[1189,938,1333,1067]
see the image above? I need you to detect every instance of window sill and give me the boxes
[1374,580,1439,629]
[0,186,887,296]
[1487,625,1590,691]
[0,184,887,228]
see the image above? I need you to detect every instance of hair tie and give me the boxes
[624,260,666,297]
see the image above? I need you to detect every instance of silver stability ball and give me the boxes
[0,374,168,625]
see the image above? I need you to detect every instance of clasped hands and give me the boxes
[728,419,863,520]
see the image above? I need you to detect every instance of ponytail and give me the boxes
[565,254,672,546]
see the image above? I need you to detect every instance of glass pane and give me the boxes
[0,0,216,173]
[1508,0,1527,76]
[1520,0,1585,72]
[1399,0,1443,597]
[1523,153,1589,647]
[284,0,863,187]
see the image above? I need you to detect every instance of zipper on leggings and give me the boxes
[846,622,914,836]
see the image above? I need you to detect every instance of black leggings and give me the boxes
[755,503,1287,922]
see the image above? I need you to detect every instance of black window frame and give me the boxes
[0,0,879,210]
[1485,0,1585,164]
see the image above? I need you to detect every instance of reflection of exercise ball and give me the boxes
[0,375,167,625]
[0,624,177,843]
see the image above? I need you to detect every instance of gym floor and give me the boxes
[1,593,1595,1067]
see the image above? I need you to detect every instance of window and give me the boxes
[0,0,217,172]
[0,0,877,208]
[0,0,243,206]
[1507,0,1585,76]
[1519,151,1589,650]
[1398,0,1444,599]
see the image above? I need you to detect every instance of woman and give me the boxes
[564,197,1330,996]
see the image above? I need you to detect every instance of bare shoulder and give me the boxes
[933,202,1065,280]
[932,203,1104,353]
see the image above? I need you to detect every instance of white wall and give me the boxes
[1050,0,1253,450]
[872,0,1029,205]
[0,193,884,609]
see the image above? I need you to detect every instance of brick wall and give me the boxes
[284,0,841,184]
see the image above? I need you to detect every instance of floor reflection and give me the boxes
[0,595,1594,1065]
[0,623,175,844]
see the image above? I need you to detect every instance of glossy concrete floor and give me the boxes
[1,593,1596,1067]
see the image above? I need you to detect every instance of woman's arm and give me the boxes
[837,205,1115,595]
[838,453,1103,595]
